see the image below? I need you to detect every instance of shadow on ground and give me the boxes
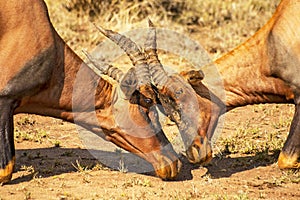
[10,147,280,184]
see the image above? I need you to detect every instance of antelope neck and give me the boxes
[213,29,294,110]
[16,35,114,122]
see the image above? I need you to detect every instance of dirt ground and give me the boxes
[0,104,299,200]
[2,0,300,199]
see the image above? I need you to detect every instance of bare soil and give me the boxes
[0,104,299,200]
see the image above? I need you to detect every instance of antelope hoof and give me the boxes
[278,152,300,169]
[154,155,182,180]
[186,136,212,165]
[0,157,15,184]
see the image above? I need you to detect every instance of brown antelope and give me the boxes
[143,20,209,165]
[0,0,186,183]
[180,0,300,169]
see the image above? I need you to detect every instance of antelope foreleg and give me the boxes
[0,99,17,184]
[278,102,300,169]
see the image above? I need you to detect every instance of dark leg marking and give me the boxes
[278,101,300,168]
[0,98,19,183]
[0,46,57,99]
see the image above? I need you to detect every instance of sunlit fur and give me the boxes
[0,0,181,183]
[181,0,300,168]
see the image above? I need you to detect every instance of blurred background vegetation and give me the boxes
[44,0,280,60]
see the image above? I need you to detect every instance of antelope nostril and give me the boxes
[193,143,199,149]
[200,137,204,144]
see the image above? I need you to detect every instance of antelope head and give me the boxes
[145,20,213,165]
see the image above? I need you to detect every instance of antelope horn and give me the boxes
[83,50,124,82]
[94,24,151,87]
[145,19,169,87]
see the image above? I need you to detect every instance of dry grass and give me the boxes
[44,0,280,58]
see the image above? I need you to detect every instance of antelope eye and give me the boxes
[175,88,183,98]
[143,98,153,104]
[175,88,183,95]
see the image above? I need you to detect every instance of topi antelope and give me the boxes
[0,0,184,183]
[181,0,300,169]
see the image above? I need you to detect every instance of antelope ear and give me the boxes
[120,68,138,99]
[180,70,204,85]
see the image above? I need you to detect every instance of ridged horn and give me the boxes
[94,24,151,86]
[145,19,169,87]
[83,50,124,82]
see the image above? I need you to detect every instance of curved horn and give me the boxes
[83,50,124,82]
[145,19,169,87]
[94,24,151,87]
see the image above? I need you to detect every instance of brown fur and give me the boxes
[181,0,300,167]
[0,0,181,183]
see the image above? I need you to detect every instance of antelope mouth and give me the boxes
[151,151,182,180]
